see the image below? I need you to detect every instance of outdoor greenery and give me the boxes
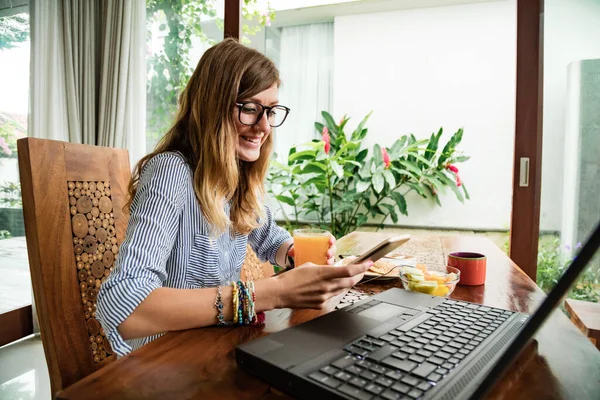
[536,237,599,302]
[0,13,29,50]
[146,0,274,144]
[267,111,470,238]
[0,181,21,208]
[0,121,19,158]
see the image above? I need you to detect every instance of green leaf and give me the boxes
[275,195,295,206]
[373,173,384,193]
[454,155,470,163]
[391,192,408,215]
[351,111,373,140]
[314,122,325,135]
[423,128,442,162]
[398,160,421,175]
[330,160,344,179]
[356,214,368,227]
[356,149,369,163]
[288,150,316,163]
[344,160,362,169]
[321,111,339,136]
[356,180,371,193]
[462,182,470,200]
[381,203,398,223]
[300,161,326,174]
[373,144,383,165]
[390,137,407,157]
[383,169,396,188]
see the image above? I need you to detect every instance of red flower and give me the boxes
[446,164,461,187]
[381,147,391,169]
[446,164,459,173]
[322,126,330,154]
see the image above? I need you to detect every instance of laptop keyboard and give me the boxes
[308,299,513,400]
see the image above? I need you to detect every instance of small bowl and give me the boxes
[400,265,461,297]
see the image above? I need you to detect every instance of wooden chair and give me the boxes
[18,138,274,396]
[18,138,130,396]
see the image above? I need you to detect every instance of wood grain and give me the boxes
[17,138,130,396]
[0,305,33,347]
[56,233,600,400]
[510,0,544,282]
[565,298,600,350]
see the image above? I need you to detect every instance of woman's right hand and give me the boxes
[272,261,373,310]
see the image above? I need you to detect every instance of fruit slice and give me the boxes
[431,285,450,297]
[408,280,438,294]
[446,273,458,282]
[416,264,429,274]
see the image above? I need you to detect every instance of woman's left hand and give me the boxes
[326,235,336,265]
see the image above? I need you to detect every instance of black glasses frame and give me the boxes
[235,102,291,127]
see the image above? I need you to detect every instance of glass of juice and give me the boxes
[293,229,331,266]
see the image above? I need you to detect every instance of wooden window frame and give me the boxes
[509,0,544,282]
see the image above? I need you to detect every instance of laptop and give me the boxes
[236,222,600,400]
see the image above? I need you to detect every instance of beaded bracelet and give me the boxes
[213,286,225,326]
[236,280,245,326]
[232,281,240,325]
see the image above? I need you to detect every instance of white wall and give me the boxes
[333,1,516,230]
[543,0,600,234]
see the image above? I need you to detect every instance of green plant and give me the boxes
[267,111,470,238]
[145,0,275,145]
[0,230,11,239]
[0,13,29,50]
[0,122,19,158]
[537,238,599,302]
[0,181,22,207]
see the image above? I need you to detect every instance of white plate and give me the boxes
[336,256,417,281]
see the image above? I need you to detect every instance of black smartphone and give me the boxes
[348,235,411,265]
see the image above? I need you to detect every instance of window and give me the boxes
[0,8,32,345]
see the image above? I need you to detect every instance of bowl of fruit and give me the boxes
[400,264,460,297]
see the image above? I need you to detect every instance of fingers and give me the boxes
[320,261,372,279]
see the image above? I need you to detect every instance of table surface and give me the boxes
[57,233,600,400]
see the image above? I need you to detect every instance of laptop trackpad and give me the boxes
[357,303,406,321]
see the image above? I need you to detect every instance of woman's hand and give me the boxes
[287,234,337,265]
[271,261,372,310]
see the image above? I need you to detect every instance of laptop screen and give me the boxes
[471,221,600,399]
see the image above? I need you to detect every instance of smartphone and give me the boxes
[348,235,411,265]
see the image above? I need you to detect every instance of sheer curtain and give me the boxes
[29,0,146,165]
[276,22,334,162]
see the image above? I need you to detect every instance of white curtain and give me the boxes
[29,0,146,166]
[276,22,334,162]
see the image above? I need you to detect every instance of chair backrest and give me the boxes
[18,137,274,395]
[18,138,130,396]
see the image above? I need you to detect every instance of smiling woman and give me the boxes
[96,38,365,357]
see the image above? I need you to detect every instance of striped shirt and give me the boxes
[96,152,292,356]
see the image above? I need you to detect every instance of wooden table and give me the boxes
[56,233,600,399]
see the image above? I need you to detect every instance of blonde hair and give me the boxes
[128,38,279,236]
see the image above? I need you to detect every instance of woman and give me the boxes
[96,38,371,356]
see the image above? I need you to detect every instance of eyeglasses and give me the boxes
[235,101,290,128]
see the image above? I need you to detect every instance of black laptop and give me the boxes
[236,223,600,400]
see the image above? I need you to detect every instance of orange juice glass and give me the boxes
[293,229,331,266]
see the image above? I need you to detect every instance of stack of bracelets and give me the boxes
[214,281,265,326]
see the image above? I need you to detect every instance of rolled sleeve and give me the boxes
[248,205,292,266]
[96,153,189,356]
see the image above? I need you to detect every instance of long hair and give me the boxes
[127,38,279,236]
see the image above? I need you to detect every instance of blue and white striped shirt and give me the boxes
[96,152,292,356]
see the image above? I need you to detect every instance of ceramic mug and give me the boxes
[447,252,486,286]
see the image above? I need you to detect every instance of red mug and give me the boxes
[447,252,486,286]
